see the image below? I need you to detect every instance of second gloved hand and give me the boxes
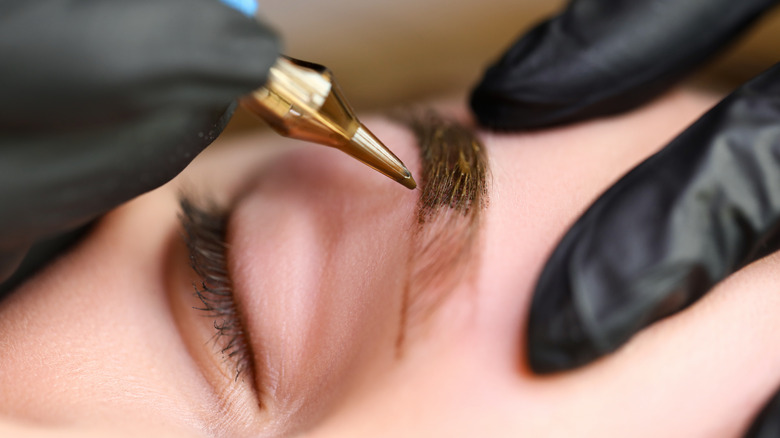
[471,0,780,436]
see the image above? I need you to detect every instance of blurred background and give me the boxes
[228,0,780,131]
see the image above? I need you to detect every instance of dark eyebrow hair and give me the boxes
[391,109,489,352]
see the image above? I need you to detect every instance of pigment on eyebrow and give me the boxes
[392,109,489,350]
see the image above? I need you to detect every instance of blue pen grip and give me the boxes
[219,0,258,17]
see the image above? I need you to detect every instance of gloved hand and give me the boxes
[0,0,280,287]
[470,0,780,436]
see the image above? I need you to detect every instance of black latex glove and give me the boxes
[470,0,780,436]
[471,0,776,130]
[0,0,280,287]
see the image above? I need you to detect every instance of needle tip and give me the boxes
[400,170,417,190]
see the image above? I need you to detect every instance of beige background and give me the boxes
[229,1,780,130]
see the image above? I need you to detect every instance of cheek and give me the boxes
[0,195,210,433]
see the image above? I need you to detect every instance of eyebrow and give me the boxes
[391,109,489,351]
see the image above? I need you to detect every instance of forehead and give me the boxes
[472,88,719,319]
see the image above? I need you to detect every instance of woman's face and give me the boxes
[3,90,777,437]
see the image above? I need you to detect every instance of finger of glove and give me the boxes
[527,62,780,373]
[558,251,780,436]
[0,103,236,249]
[470,0,778,130]
[0,0,280,132]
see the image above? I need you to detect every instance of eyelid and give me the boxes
[178,197,256,382]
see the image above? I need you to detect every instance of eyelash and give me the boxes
[179,198,252,380]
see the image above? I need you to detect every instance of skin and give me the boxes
[1,89,779,437]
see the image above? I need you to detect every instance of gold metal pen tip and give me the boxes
[346,124,417,190]
[241,56,417,190]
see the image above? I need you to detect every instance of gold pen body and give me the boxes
[240,57,417,190]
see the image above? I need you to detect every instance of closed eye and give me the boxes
[178,196,254,382]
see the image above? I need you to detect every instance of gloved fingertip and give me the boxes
[469,20,591,131]
[218,100,239,131]
[527,277,601,373]
[193,100,239,148]
[469,88,561,131]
